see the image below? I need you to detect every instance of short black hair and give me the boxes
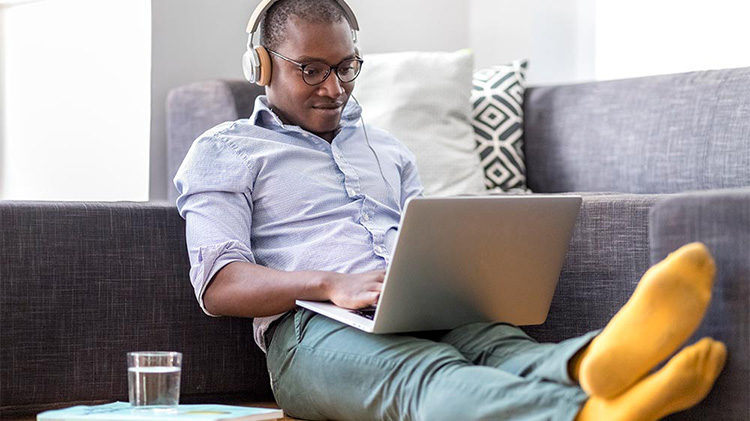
[261,0,351,51]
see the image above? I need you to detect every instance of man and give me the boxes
[174,1,726,419]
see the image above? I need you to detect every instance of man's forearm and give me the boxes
[203,261,332,318]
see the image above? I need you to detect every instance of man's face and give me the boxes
[266,17,356,142]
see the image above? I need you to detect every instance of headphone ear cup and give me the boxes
[255,46,272,86]
[242,47,260,83]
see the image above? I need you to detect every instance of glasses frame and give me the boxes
[266,49,364,86]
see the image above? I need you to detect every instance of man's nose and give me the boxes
[318,72,345,97]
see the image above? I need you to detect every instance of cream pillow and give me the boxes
[353,49,486,196]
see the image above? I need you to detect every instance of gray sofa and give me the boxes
[2,67,748,420]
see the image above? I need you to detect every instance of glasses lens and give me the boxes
[337,59,362,83]
[302,62,330,85]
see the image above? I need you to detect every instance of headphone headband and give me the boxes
[246,0,360,35]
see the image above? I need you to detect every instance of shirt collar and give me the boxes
[249,95,363,131]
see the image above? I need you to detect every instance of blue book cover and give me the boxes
[37,402,284,421]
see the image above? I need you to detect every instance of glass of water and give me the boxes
[127,351,182,407]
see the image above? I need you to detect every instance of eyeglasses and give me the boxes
[267,49,364,86]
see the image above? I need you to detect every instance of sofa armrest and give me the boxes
[649,188,750,420]
[0,201,272,415]
[524,193,661,342]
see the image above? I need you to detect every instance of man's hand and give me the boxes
[326,270,385,309]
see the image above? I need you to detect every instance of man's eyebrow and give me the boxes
[296,54,357,63]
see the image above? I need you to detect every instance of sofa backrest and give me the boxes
[168,67,750,198]
[524,67,750,194]
[0,201,272,415]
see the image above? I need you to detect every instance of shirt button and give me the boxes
[347,188,356,196]
[375,245,385,253]
[363,213,370,221]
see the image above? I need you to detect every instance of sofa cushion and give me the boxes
[471,60,531,192]
[355,49,486,196]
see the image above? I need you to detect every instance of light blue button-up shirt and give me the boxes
[174,95,423,350]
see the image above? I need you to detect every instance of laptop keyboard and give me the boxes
[351,306,377,320]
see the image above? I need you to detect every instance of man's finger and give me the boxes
[368,291,380,305]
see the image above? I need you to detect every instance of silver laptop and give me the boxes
[296,195,582,333]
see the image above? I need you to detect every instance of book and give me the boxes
[37,402,284,421]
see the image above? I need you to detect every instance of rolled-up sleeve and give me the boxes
[173,127,257,316]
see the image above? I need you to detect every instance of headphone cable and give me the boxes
[350,94,403,215]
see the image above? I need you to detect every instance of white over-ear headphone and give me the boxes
[241,0,360,86]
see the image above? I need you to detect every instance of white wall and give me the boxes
[0,7,6,199]
[349,0,469,54]
[2,0,151,201]
[595,0,750,80]
[469,0,596,85]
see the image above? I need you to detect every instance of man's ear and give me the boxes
[266,54,273,86]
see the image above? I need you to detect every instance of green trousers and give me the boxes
[266,308,598,421]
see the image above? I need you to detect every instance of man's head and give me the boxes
[260,0,359,142]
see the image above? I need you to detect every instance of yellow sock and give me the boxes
[576,242,715,398]
[576,338,727,421]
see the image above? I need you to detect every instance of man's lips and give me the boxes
[312,103,344,118]
[313,103,343,110]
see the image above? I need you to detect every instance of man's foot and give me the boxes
[575,242,715,398]
[576,338,727,421]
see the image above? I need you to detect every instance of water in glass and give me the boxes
[128,366,181,406]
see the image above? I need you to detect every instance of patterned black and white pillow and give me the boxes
[471,60,531,193]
